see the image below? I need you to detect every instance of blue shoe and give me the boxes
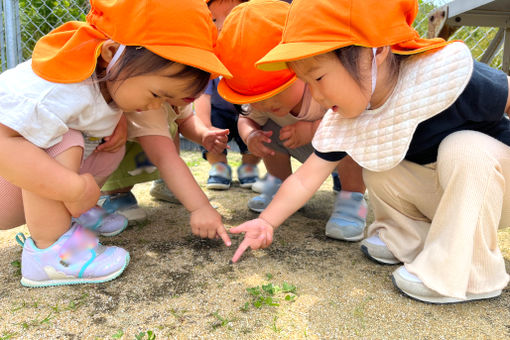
[75,206,128,237]
[247,174,282,212]
[325,190,367,241]
[237,164,259,188]
[207,162,232,190]
[17,224,130,288]
[98,192,147,225]
[331,171,341,193]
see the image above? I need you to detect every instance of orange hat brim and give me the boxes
[257,39,452,71]
[147,45,232,79]
[217,73,296,104]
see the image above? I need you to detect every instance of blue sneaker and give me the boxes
[331,171,341,193]
[98,192,147,225]
[325,190,367,241]
[17,224,130,288]
[206,162,232,190]
[237,164,259,188]
[247,174,282,212]
[75,206,128,237]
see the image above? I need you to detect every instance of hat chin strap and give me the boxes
[366,48,377,110]
[105,44,126,75]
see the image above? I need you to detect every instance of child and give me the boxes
[216,0,367,241]
[0,0,232,287]
[230,0,510,304]
[194,0,260,191]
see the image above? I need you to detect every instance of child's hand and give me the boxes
[229,218,274,263]
[63,173,100,217]
[246,130,275,158]
[95,114,127,153]
[202,128,229,154]
[190,205,231,246]
[279,121,314,149]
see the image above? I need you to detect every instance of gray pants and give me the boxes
[262,119,314,163]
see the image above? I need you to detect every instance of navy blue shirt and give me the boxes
[316,61,510,164]
[205,78,237,113]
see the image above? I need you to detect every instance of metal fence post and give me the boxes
[3,0,21,69]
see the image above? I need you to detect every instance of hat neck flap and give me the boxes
[312,42,474,172]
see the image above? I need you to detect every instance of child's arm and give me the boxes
[177,114,229,154]
[229,153,338,262]
[137,134,231,246]
[0,123,99,216]
[238,116,275,157]
[194,93,212,127]
[279,119,322,149]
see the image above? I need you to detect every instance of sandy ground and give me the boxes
[0,151,509,339]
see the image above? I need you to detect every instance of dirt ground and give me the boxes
[0,151,509,339]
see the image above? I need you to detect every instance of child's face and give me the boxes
[250,80,305,116]
[209,0,242,32]
[290,52,372,119]
[106,63,200,112]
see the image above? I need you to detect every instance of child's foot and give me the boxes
[99,192,147,225]
[18,224,130,288]
[360,233,400,264]
[325,191,367,241]
[392,266,502,304]
[206,162,232,190]
[331,171,341,193]
[237,164,259,189]
[149,179,181,204]
[76,206,128,237]
[247,174,282,212]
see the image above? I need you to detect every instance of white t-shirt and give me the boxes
[0,60,122,149]
[125,103,193,140]
[246,86,326,127]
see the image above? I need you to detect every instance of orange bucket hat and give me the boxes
[256,0,451,71]
[31,0,232,83]
[216,0,296,104]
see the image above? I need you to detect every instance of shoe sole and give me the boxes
[391,274,502,304]
[20,253,130,288]
[100,218,129,237]
[207,183,230,190]
[360,245,401,265]
[248,205,264,213]
[239,182,254,189]
[325,227,364,242]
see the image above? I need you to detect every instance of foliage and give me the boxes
[19,0,88,59]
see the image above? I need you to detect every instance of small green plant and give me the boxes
[242,282,298,311]
[271,316,282,333]
[10,260,21,276]
[265,273,273,280]
[0,333,16,340]
[111,329,124,339]
[211,311,236,330]
[135,330,155,340]
[66,293,89,311]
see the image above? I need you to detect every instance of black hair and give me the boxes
[234,104,251,116]
[333,46,407,90]
[99,46,210,97]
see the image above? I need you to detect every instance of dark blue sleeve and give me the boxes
[314,150,347,162]
[204,79,214,96]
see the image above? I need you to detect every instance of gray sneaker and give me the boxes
[392,266,502,304]
[247,175,282,213]
[149,179,181,204]
[360,233,400,264]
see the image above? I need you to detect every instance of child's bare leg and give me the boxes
[241,153,260,165]
[205,150,228,165]
[335,155,365,193]
[263,151,292,181]
[23,146,82,249]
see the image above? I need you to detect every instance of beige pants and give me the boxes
[363,130,510,299]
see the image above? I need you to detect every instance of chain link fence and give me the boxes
[0,0,505,71]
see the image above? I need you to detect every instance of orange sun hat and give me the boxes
[216,0,296,104]
[256,0,451,71]
[32,0,232,83]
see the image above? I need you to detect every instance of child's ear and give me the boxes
[375,46,391,67]
[100,40,121,64]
